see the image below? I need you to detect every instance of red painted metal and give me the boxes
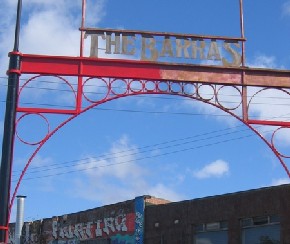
[19,54,290,88]
[18,74,78,114]
[11,81,290,213]
[6,0,290,233]
[14,76,290,198]
[248,120,290,127]
[16,113,50,145]
[272,127,290,158]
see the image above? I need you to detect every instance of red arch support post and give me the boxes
[1,1,290,243]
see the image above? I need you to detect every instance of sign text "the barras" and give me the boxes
[85,31,242,67]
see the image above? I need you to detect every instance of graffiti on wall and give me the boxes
[8,197,145,244]
[8,221,42,244]
[51,211,135,242]
[134,197,144,244]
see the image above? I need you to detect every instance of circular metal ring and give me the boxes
[16,113,50,146]
[129,79,143,93]
[183,83,196,97]
[196,84,215,102]
[82,77,110,103]
[157,81,169,93]
[216,85,242,111]
[271,127,290,158]
[144,80,157,92]
[111,79,128,95]
[169,82,182,94]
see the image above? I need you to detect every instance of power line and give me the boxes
[1,77,290,102]
[2,99,290,121]
[14,130,257,182]
[12,124,253,176]
[10,106,289,181]
[12,119,281,181]
[2,77,289,181]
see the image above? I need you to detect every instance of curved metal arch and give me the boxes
[247,86,290,112]
[11,84,290,217]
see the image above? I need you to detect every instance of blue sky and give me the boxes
[1,0,290,222]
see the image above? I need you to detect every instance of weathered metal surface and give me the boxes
[5,1,290,243]
[82,27,246,41]
[20,54,290,88]
[160,68,242,84]
[244,70,290,87]
[83,28,244,67]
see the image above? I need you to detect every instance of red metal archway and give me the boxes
[1,0,290,242]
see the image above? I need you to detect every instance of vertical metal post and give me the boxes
[15,196,26,244]
[239,0,248,121]
[76,0,86,113]
[0,0,22,242]
[80,0,86,57]
[239,0,245,65]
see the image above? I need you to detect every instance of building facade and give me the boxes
[145,184,290,243]
[8,184,290,243]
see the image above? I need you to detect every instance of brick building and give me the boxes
[8,184,290,243]
[145,184,290,243]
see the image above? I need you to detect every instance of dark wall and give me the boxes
[144,184,290,244]
[9,199,138,244]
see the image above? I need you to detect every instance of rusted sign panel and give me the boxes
[83,28,244,68]
[19,54,290,88]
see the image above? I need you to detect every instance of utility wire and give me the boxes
[14,131,256,182]
[11,106,290,181]
[2,77,289,181]
[12,117,282,181]
[1,78,290,102]
[12,124,256,176]
[2,100,290,120]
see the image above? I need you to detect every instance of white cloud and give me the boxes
[193,160,229,179]
[247,54,278,69]
[271,127,290,147]
[14,154,54,170]
[146,183,183,202]
[14,155,56,192]
[180,54,290,148]
[0,0,106,74]
[76,135,144,180]
[72,136,183,204]
[182,84,242,127]
[30,154,54,168]
[271,178,290,186]
[282,1,290,17]
[21,10,79,56]
[0,0,108,111]
[86,0,107,26]
[247,88,290,119]
[245,86,290,147]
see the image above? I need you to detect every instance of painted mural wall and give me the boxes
[8,197,144,244]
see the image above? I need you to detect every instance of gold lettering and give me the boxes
[191,39,206,60]
[176,38,191,58]
[122,34,136,55]
[105,33,121,54]
[85,33,105,58]
[141,35,158,61]
[222,41,242,67]
[160,37,174,57]
[207,40,221,60]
